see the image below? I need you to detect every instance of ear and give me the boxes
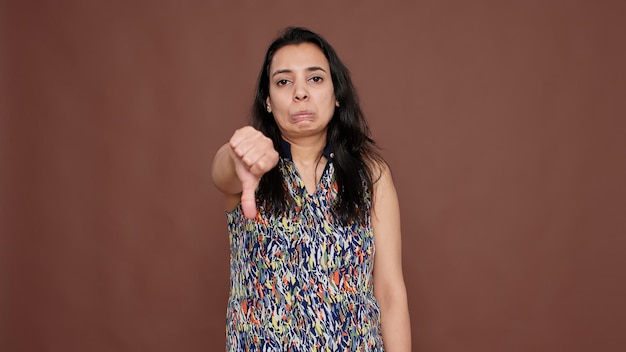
[335,100,340,107]
[266,97,272,112]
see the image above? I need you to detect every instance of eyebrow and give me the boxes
[271,66,327,77]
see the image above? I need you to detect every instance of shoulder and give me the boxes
[364,157,398,210]
[364,156,392,187]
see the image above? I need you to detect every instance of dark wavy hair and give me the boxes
[251,27,382,225]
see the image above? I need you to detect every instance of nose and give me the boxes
[294,93,308,101]
[293,82,309,101]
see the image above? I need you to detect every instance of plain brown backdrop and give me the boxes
[2,1,625,351]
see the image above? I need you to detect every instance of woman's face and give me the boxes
[266,43,337,140]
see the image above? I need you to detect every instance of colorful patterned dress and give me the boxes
[225,142,384,351]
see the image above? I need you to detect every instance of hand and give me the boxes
[229,126,279,219]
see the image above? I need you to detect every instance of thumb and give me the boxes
[240,176,259,219]
[229,147,260,219]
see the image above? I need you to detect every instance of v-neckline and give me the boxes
[288,159,332,198]
[280,139,334,197]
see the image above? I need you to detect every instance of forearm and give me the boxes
[379,287,412,351]
[211,143,242,195]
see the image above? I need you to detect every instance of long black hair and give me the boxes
[251,27,382,225]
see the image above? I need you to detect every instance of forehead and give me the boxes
[269,42,330,73]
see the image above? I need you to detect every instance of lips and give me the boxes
[291,111,314,121]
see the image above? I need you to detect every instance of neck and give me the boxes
[283,134,327,164]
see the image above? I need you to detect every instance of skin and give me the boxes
[211,42,411,351]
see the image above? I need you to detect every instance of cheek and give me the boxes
[269,91,291,109]
[323,93,337,110]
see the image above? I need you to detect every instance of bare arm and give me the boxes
[211,126,279,218]
[211,142,242,196]
[372,163,412,351]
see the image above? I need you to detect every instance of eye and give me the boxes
[310,76,324,83]
[276,79,290,86]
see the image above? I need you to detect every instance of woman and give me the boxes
[212,27,411,351]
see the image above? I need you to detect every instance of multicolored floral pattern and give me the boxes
[225,157,383,351]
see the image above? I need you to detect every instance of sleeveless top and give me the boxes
[225,143,383,351]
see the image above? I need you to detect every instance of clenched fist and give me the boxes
[228,126,279,219]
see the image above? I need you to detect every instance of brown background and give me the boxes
[2,1,625,351]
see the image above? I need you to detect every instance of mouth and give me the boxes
[291,111,315,121]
